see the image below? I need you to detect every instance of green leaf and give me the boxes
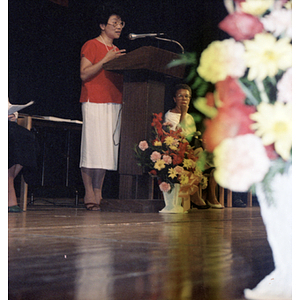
[167,52,198,68]
[193,97,218,118]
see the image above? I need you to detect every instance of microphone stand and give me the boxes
[154,36,185,54]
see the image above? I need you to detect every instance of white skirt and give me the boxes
[80,102,122,170]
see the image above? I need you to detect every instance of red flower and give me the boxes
[216,76,246,107]
[151,113,165,138]
[151,112,163,125]
[219,12,264,41]
[178,141,188,154]
[156,125,164,137]
[171,153,183,165]
[149,170,157,176]
[203,104,256,152]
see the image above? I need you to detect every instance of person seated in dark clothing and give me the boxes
[8,100,38,212]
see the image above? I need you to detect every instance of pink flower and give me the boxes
[216,76,246,107]
[277,68,292,103]
[159,182,171,193]
[162,155,172,165]
[264,144,279,160]
[138,140,149,151]
[150,151,161,162]
[174,166,184,174]
[219,12,264,41]
[214,134,270,191]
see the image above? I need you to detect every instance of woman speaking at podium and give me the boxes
[79,2,126,211]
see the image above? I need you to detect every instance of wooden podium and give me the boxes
[103,46,185,199]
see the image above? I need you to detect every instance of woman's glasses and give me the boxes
[176,94,191,99]
[107,21,125,28]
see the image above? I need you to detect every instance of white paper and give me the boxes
[42,116,83,124]
[8,101,34,115]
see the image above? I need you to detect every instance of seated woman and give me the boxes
[164,84,223,209]
[8,100,38,212]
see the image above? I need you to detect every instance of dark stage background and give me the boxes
[9,0,229,120]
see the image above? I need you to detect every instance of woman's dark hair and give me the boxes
[94,1,123,26]
[173,84,192,98]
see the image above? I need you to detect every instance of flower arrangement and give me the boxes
[135,113,207,196]
[174,0,292,205]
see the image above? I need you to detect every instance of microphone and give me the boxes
[128,33,164,40]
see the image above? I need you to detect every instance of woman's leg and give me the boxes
[92,169,106,205]
[205,169,223,208]
[190,187,208,206]
[8,164,23,207]
[81,167,99,210]
[81,167,106,210]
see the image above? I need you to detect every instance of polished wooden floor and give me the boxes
[8,205,274,300]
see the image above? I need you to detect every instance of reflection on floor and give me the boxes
[8,206,274,300]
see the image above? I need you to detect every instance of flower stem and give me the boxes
[255,79,269,103]
[238,79,259,106]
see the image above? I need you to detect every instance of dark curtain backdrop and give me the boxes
[8,0,228,120]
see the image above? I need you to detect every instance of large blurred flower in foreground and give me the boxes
[277,67,292,103]
[244,33,292,81]
[250,102,292,160]
[214,134,270,191]
[197,38,246,83]
[261,8,292,38]
[240,0,274,16]
[219,12,264,41]
[202,101,256,152]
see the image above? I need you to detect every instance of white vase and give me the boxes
[159,183,186,214]
[244,167,292,300]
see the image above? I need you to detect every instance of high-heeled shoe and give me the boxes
[84,202,101,211]
[206,201,224,209]
[8,205,22,213]
[191,201,210,209]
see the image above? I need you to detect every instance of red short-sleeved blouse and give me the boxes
[79,39,123,104]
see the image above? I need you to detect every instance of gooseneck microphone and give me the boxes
[128,32,184,54]
[128,33,165,40]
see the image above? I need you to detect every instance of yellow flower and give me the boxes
[180,173,189,185]
[153,141,162,146]
[168,168,178,179]
[169,145,178,151]
[285,1,292,9]
[197,39,246,83]
[244,33,292,81]
[183,159,195,169]
[250,102,292,160]
[241,0,274,16]
[164,136,175,146]
[154,159,166,171]
[194,168,202,178]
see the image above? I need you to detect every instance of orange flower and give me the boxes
[203,104,256,152]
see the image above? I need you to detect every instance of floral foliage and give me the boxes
[191,0,292,202]
[135,113,206,194]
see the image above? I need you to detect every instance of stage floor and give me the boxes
[8,206,274,300]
